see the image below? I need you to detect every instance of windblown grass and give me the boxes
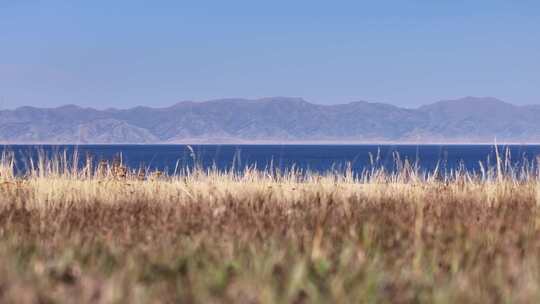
[1,150,540,303]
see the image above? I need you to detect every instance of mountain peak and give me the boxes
[257,97,308,103]
[453,96,509,105]
[54,104,86,111]
[2,97,540,143]
[420,96,513,110]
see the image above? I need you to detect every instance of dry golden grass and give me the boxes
[1,151,540,303]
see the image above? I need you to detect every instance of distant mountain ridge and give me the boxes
[1,97,540,143]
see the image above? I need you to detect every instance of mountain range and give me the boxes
[1,97,540,144]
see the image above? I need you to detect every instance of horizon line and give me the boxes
[1,96,535,111]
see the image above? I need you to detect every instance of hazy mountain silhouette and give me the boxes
[1,97,539,143]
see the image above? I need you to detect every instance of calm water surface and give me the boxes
[2,145,540,175]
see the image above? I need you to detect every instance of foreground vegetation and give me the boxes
[1,151,540,303]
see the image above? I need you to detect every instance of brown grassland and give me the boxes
[1,151,540,303]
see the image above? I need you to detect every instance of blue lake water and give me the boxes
[2,145,540,175]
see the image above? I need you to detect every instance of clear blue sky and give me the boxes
[1,0,539,109]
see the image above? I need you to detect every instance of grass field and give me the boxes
[1,151,540,303]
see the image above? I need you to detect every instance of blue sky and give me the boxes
[0,0,539,109]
